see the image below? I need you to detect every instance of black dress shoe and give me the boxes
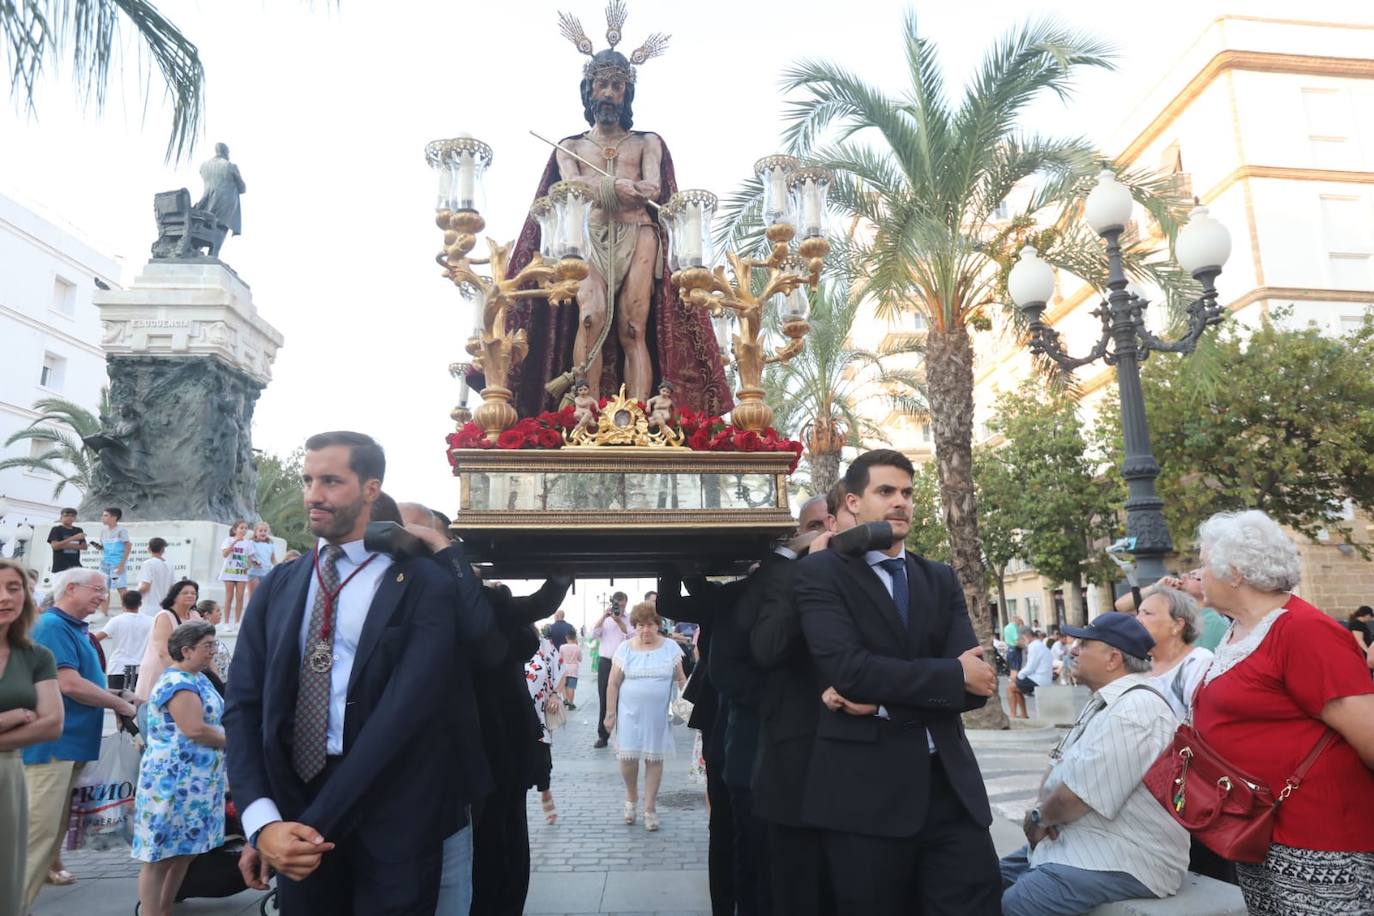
[593,737,609,748]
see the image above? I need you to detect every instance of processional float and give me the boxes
[427,3,830,577]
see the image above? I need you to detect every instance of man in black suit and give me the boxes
[659,568,754,916]
[750,491,843,915]
[225,432,471,914]
[710,494,832,916]
[795,449,1001,915]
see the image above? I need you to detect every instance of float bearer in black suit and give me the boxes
[794,448,1001,915]
[225,431,467,915]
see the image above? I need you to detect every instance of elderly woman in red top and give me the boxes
[1193,509,1374,915]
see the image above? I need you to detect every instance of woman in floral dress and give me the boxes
[132,620,226,916]
[526,634,564,824]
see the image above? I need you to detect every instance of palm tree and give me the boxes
[3,0,205,159]
[0,393,109,500]
[769,14,1196,727]
[769,279,885,496]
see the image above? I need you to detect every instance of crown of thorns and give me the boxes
[558,1,669,83]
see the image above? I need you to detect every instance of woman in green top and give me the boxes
[0,558,63,916]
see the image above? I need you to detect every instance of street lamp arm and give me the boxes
[1027,303,1113,373]
[1134,277,1225,357]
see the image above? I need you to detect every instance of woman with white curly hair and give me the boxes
[1192,509,1374,915]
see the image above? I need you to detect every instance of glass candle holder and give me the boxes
[754,155,800,227]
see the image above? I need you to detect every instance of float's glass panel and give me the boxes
[462,468,777,513]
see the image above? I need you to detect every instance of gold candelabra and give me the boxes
[664,158,832,432]
[427,136,590,437]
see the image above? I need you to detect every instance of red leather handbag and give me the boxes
[1144,717,1336,863]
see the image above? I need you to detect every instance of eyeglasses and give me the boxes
[75,584,108,595]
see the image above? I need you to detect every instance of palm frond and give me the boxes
[2,0,205,160]
[779,59,920,178]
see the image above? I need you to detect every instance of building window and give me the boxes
[1302,88,1357,170]
[992,199,1009,220]
[1321,196,1374,290]
[1329,254,1372,290]
[1340,314,1367,335]
[50,276,76,317]
[1158,140,1192,199]
[39,352,66,391]
[920,422,932,443]
[1006,598,1017,616]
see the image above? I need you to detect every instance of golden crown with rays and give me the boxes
[558,0,669,83]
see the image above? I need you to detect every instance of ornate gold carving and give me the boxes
[671,241,825,433]
[564,385,686,448]
[437,231,587,438]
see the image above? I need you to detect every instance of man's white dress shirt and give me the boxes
[1030,673,1187,897]
[863,548,936,753]
[241,538,392,842]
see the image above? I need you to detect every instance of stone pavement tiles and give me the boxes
[35,680,1074,915]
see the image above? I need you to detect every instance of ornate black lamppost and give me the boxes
[1007,171,1233,585]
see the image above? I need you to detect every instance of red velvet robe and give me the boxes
[473,133,733,419]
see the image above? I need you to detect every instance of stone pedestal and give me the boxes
[80,261,284,524]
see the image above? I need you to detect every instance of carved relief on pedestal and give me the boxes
[101,320,129,345]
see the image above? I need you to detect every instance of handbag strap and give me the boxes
[1281,728,1338,801]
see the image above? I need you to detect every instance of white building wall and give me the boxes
[0,193,120,531]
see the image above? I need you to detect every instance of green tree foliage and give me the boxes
[255,449,312,552]
[0,393,108,499]
[972,447,1027,622]
[986,384,1123,623]
[1138,314,1374,551]
[905,461,950,563]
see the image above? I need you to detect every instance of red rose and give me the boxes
[514,418,540,435]
[733,430,762,452]
[476,437,493,449]
[497,429,525,449]
[538,428,563,449]
[709,430,736,451]
[688,429,711,451]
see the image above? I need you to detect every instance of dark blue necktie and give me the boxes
[878,557,909,629]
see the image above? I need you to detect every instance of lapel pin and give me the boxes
[396,572,405,583]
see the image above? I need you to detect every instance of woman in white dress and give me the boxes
[604,602,686,831]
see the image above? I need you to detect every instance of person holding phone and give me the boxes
[592,592,629,749]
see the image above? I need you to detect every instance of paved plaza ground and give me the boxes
[30,680,1078,915]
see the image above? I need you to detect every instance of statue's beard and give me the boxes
[594,100,622,125]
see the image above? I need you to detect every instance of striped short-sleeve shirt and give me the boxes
[1029,673,1189,897]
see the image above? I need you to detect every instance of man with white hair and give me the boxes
[1000,612,1188,916]
[22,567,139,906]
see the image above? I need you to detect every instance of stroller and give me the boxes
[132,793,278,914]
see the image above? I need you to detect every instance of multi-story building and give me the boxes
[871,15,1374,624]
[0,192,120,538]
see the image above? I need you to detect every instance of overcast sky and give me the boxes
[2,0,1366,514]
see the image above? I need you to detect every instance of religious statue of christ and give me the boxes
[495,5,732,420]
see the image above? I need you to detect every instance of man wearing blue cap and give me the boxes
[999,613,1189,916]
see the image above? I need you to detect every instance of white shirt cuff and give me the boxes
[241,797,283,843]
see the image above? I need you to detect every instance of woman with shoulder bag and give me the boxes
[1170,510,1374,915]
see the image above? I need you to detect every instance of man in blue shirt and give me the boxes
[22,567,138,908]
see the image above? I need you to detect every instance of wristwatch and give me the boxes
[1028,807,1044,827]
